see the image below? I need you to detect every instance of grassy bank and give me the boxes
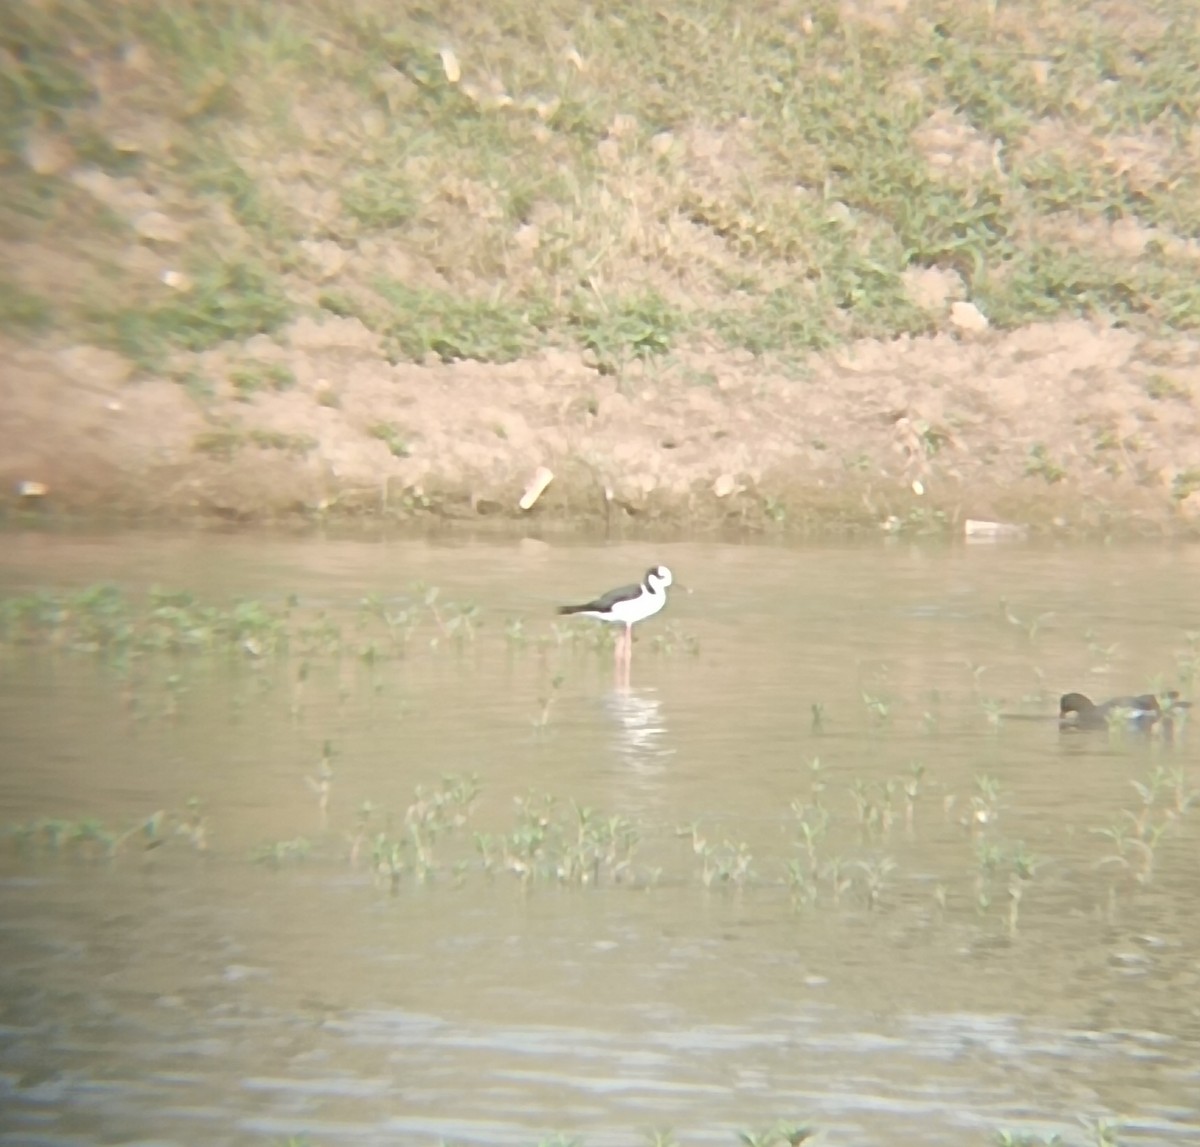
[3,0,1199,378]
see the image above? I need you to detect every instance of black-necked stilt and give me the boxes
[1059,691,1190,733]
[557,565,674,678]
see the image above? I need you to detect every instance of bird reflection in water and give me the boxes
[603,687,674,778]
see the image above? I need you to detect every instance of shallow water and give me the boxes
[1,530,1199,1147]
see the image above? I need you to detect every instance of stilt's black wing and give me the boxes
[557,580,643,615]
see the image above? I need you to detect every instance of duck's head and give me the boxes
[1059,692,1095,719]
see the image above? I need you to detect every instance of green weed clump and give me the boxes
[0,580,499,668]
[995,1132,1062,1147]
[1093,764,1198,910]
[4,801,208,861]
[363,775,480,890]
[679,822,754,889]
[252,836,312,866]
[0,584,291,658]
[476,791,644,886]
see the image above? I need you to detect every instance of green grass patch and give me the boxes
[708,288,835,357]
[229,361,296,401]
[169,367,217,403]
[341,168,418,231]
[1172,468,1200,503]
[316,290,361,320]
[0,171,68,229]
[192,427,244,460]
[976,246,1200,330]
[181,146,302,251]
[247,428,316,455]
[6,0,1200,363]
[0,4,98,148]
[0,276,54,334]
[1144,373,1192,403]
[1025,444,1067,485]
[195,425,315,457]
[568,290,683,375]
[368,421,410,458]
[95,254,292,370]
[373,280,546,364]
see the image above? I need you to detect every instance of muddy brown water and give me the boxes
[0,531,1198,1147]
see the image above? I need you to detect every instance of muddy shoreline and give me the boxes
[4,317,1200,539]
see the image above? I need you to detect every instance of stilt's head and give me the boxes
[646,565,673,590]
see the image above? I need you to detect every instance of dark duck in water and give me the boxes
[1058,691,1190,733]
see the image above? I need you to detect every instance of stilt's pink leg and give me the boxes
[610,624,635,690]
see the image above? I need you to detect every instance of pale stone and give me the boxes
[950,301,989,333]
